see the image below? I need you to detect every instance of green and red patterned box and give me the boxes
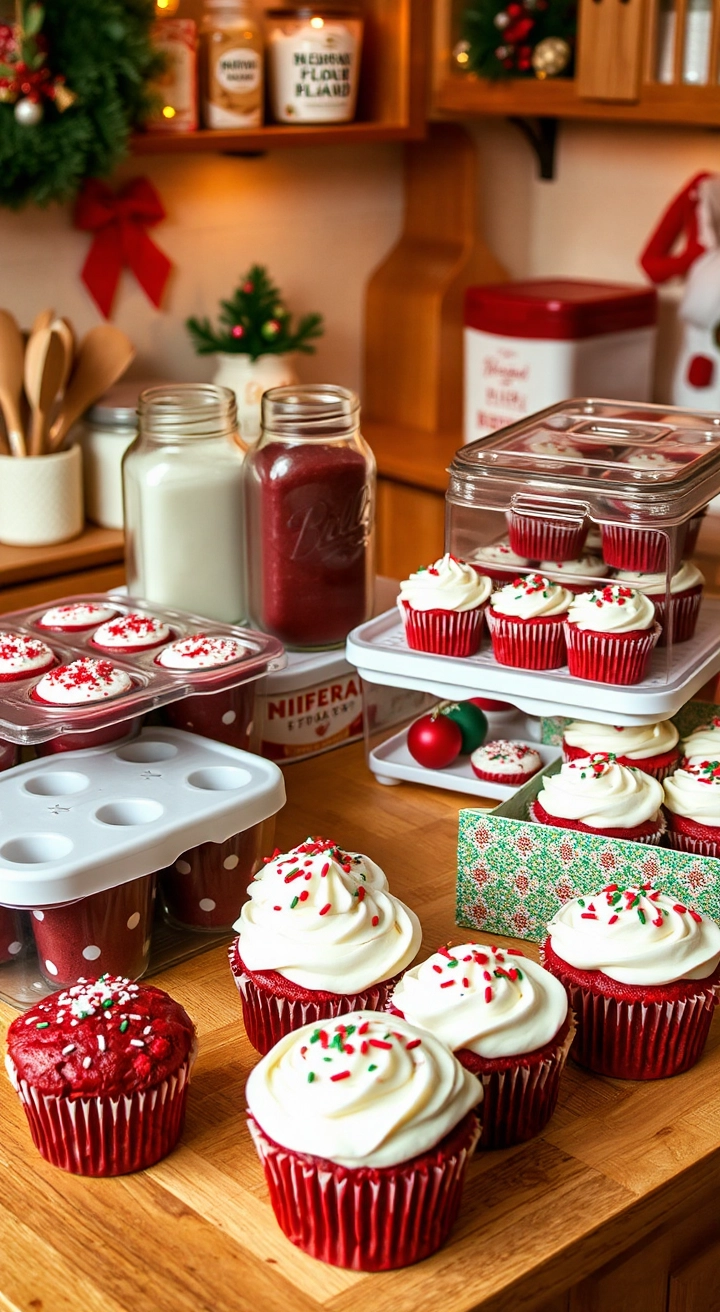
[456,700,720,944]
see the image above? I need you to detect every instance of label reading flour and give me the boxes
[257,674,363,761]
[268,22,360,123]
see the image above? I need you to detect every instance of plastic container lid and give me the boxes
[464,279,657,340]
[86,380,167,430]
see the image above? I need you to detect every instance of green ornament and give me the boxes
[439,701,488,755]
[261,318,281,339]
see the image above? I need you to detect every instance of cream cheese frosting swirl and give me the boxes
[399,554,491,612]
[663,763,720,827]
[391,943,568,1058]
[547,885,720,984]
[539,555,609,581]
[615,562,704,597]
[535,755,663,829]
[682,717,720,765]
[490,573,572,619]
[567,584,656,632]
[471,542,529,570]
[245,1009,482,1168]
[564,719,678,760]
[235,838,422,993]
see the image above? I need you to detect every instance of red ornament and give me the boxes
[407,714,462,770]
[506,4,524,15]
[231,324,245,339]
[242,281,255,293]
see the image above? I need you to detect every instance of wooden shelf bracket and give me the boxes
[507,115,559,180]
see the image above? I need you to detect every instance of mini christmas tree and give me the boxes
[186,265,324,363]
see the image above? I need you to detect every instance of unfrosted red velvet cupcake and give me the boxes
[36,602,120,632]
[486,573,572,671]
[562,718,680,781]
[246,1010,481,1269]
[398,554,491,657]
[390,943,572,1150]
[91,612,172,655]
[508,440,588,561]
[470,740,542,787]
[530,754,666,844]
[601,452,687,572]
[663,762,720,858]
[0,632,55,682]
[564,584,660,685]
[158,633,253,750]
[544,886,720,1079]
[230,838,422,1055]
[5,975,197,1174]
[614,563,704,645]
[30,875,156,988]
[32,658,138,756]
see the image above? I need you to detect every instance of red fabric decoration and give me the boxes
[74,177,173,319]
[640,171,711,285]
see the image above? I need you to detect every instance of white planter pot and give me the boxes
[212,352,298,440]
[0,444,84,546]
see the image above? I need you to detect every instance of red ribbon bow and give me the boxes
[74,177,173,319]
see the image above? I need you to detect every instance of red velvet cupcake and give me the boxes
[544,885,720,1079]
[390,942,572,1150]
[530,754,666,844]
[33,658,138,756]
[600,451,688,572]
[91,612,172,655]
[36,602,119,632]
[470,740,543,787]
[5,975,197,1174]
[0,632,55,683]
[230,838,421,1055]
[663,761,720,857]
[562,718,680,781]
[158,633,254,750]
[614,563,704,645]
[397,554,491,657]
[30,875,156,988]
[486,573,572,670]
[468,541,531,585]
[564,584,660,684]
[246,1011,481,1269]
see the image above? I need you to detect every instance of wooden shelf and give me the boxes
[133,119,423,154]
[0,525,125,614]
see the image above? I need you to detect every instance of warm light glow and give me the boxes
[310,15,324,27]
[162,105,176,118]
[155,0,180,13]
[455,50,469,64]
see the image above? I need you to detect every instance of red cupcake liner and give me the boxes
[530,798,665,845]
[230,945,402,1056]
[31,875,156,988]
[163,681,256,750]
[562,739,680,782]
[648,585,703,646]
[601,525,686,573]
[471,764,539,787]
[665,809,720,858]
[541,943,719,1079]
[487,609,567,671]
[564,620,660,685]
[0,905,24,965]
[160,820,270,931]
[399,601,484,658]
[508,515,587,563]
[247,1110,480,1270]
[457,1015,574,1150]
[6,1052,194,1175]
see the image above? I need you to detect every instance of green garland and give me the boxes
[187,265,324,363]
[0,0,163,209]
[460,0,576,80]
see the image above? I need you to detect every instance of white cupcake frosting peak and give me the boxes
[535,755,664,829]
[567,584,656,633]
[681,717,720,766]
[663,762,720,828]
[614,562,704,597]
[564,719,678,760]
[490,573,572,619]
[235,838,422,993]
[34,658,132,705]
[539,555,609,581]
[548,885,720,985]
[399,554,491,612]
[246,1009,482,1169]
[0,633,54,677]
[391,943,568,1059]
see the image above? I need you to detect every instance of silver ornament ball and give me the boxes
[14,96,43,126]
[531,36,571,77]
[494,12,511,28]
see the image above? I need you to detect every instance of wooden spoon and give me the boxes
[25,327,69,456]
[47,325,135,452]
[0,310,27,457]
[31,307,55,336]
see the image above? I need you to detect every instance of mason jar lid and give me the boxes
[265,6,361,18]
[138,384,238,440]
[261,384,359,439]
[86,379,167,429]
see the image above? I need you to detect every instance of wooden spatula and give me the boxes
[25,327,69,456]
[0,310,27,457]
[47,325,135,452]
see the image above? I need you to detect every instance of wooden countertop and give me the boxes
[1,743,719,1312]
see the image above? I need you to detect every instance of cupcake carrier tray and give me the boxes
[346,598,720,726]
[0,592,286,744]
[369,730,561,801]
[0,727,286,907]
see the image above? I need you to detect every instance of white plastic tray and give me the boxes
[346,600,720,726]
[0,728,286,907]
[369,730,561,801]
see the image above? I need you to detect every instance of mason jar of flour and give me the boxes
[123,384,247,623]
[265,5,363,124]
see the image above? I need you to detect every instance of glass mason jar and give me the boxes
[265,5,363,125]
[123,384,247,623]
[245,384,375,648]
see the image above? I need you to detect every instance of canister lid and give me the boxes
[86,379,168,428]
[464,279,657,341]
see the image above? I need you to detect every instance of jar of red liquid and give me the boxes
[245,385,375,648]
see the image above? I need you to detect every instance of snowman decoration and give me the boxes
[641,171,720,410]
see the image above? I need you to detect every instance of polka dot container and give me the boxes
[30,875,156,988]
[159,818,275,931]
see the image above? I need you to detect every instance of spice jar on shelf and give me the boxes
[245,384,375,649]
[147,17,199,131]
[123,384,247,623]
[201,0,264,129]
[265,5,363,125]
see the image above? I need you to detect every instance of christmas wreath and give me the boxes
[458,0,576,80]
[0,0,162,209]
[187,265,324,363]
